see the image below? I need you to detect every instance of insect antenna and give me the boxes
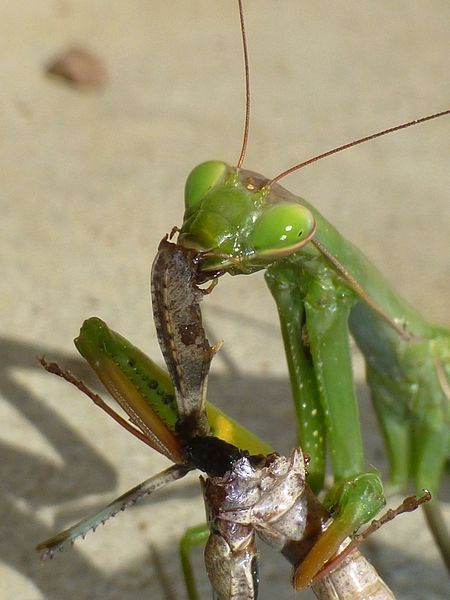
[268,109,450,186]
[236,0,251,169]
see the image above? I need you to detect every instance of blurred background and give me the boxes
[1,1,449,598]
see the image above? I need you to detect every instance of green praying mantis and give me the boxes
[176,0,450,573]
[35,0,449,597]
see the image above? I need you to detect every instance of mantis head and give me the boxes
[178,160,316,277]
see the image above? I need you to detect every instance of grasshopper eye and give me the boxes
[250,204,316,257]
[185,161,227,212]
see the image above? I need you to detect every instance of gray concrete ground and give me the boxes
[1,1,449,598]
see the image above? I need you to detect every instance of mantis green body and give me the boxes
[170,0,450,573]
[177,160,450,565]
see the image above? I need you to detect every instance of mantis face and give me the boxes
[178,160,316,277]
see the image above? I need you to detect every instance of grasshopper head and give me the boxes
[178,160,316,277]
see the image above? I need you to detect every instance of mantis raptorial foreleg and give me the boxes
[265,260,366,480]
[265,260,386,540]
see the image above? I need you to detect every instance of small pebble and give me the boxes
[46,47,108,88]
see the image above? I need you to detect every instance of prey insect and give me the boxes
[37,238,430,599]
[35,240,256,558]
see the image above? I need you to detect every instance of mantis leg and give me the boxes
[267,261,370,481]
[265,263,326,493]
[349,300,450,568]
[366,366,410,490]
[366,353,450,569]
[179,523,210,600]
[302,275,363,481]
[266,262,385,573]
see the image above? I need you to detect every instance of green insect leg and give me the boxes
[364,332,450,570]
[366,366,411,490]
[367,361,449,493]
[266,263,326,493]
[408,346,450,570]
[267,262,385,578]
[300,276,384,574]
[179,523,210,600]
[303,274,365,481]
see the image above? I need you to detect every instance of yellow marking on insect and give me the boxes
[214,414,234,440]
[206,404,273,455]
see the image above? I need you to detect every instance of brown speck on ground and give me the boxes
[46,47,108,88]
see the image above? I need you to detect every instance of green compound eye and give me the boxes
[185,161,227,212]
[250,204,316,257]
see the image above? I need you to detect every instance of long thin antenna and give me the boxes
[268,109,450,186]
[236,0,251,169]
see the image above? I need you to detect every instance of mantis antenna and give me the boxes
[236,0,251,169]
[268,109,450,186]
[234,3,449,184]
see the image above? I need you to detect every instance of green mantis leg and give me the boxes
[266,261,385,572]
[366,351,450,569]
[302,274,364,482]
[265,263,326,494]
[366,366,410,490]
[349,301,450,568]
[266,260,369,481]
[179,523,210,600]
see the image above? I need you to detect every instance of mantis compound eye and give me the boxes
[185,160,227,212]
[250,203,316,258]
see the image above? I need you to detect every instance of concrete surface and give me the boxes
[1,1,449,598]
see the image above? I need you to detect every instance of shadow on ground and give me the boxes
[1,337,448,599]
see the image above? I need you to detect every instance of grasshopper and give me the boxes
[37,238,429,598]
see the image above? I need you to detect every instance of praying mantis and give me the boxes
[23,0,446,596]
[176,0,450,572]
